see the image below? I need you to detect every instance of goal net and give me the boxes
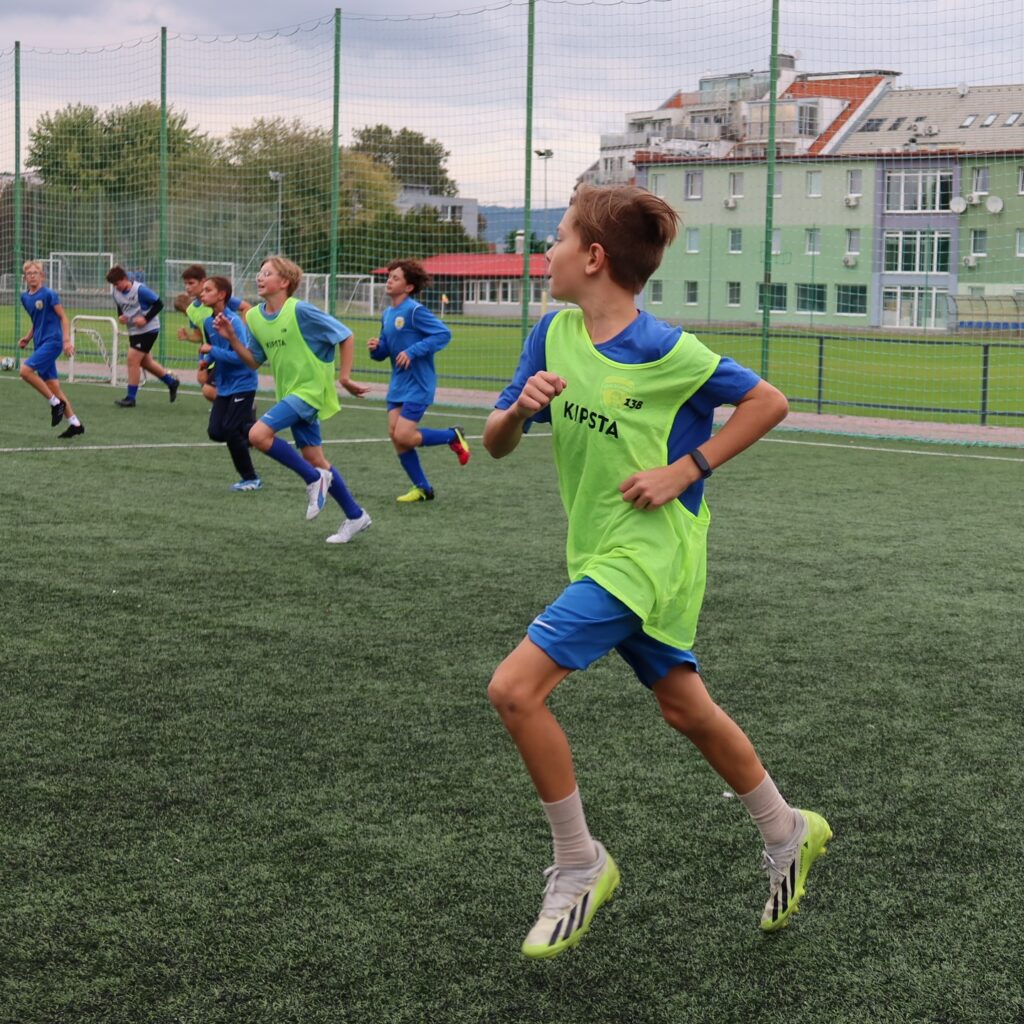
[164,259,237,304]
[68,315,120,385]
[334,275,383,317]
[48,252,115,305]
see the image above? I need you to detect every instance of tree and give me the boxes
[351,125,458,197]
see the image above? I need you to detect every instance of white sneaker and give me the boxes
[521,841,620,959]
[326,510,372,544]
[305,468,332,520]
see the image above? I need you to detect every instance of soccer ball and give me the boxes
[0,356,15,371]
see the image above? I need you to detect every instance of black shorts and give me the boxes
[208,391,256,443]
[128,329,160,353]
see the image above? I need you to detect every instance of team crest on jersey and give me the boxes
[600,375,635,409]
[394,316,405,330]
[35,300,44,310]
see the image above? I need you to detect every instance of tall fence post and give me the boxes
[13,41,22,363]
[329,8,341,318]
[519,0,536,338]
[979,343,991,425]
[759,0,780,379]
[816,335,825,414]
[158,27,168,362]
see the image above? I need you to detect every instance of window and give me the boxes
[500,280,520,303]
[440,205,462,223]
[796,283,827,314]
[650,279,664,304]
[773,171,783,198]
[650,173,665,197]
[846,168,863,196]
[1004,113,1021,126]
[884,170,953,212]
[959,114,977,128]
[1016,229,1024,257]
[757,282,787,312]
[685,228,700,253]
[806,170,822,197]
[684,171,703,200]
[971,229,988,256]
[729,171,745,198]
[858,118,886,132]
[846,228,861,254]
[727,281,741,307]
[797,103,819,136]
[836,284,868,316]
[888,117,906,132]
[685,281,699,305]
[772,229,782,255]
[728,228,743,254]
[805,228,821,255]
[980,113,999,127]
[972,167,990,194]
[883,231,951,273]
[531,280,545,303]
[881,286,948,329]
[1019,166,1024,194]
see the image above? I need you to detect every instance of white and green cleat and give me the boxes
[760,809,833,931]
[521,842,620,959]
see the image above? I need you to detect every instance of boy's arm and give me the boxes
[337,334,370,397]
[402,307,451,362]
[619,379,788,509]
[54,303,73,355]
[483,371,566,458]
[214,312,261,370]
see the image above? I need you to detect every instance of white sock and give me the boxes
[542,788,598,867]
[738,774,802,848]
[48,395,61,406]
[69,415,81,426]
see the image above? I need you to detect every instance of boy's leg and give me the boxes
[117,346,144,404]
[299,441,372,543]
[48,380,84,437]
[140,342,179,400]
[389,406,433,499]
[652,666,831,930]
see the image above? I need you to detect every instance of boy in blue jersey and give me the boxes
[483,185,831,958]
[196,276,261,491]
[106,266,179,407]
[17,261,85,438]
[218,256,372,544]
[177,264,251,403]
[368,259,470,503]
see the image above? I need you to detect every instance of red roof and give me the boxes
[374,253,548,278]
[783,76,886,155]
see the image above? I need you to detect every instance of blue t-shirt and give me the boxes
[20,287,64,347]
[368,297,452,406]
[495,311,760,514]
[201,308,259,397]
[246,300,351,367]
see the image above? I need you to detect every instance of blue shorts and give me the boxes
[388,401,429,423]
[260,395,322,449]
[527,577,699,689]
[25,339,63,380]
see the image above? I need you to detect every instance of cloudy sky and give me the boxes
[2,0,1021,206]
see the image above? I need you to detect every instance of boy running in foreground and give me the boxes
[483,185,832,959]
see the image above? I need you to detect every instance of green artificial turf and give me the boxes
[1,378,1023,1023]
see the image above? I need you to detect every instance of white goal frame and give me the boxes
[48,251,116,297]
[68,315,120,385]
[333,274,382,316]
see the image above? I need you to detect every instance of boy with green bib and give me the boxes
[483,185,832,959]
[219,256,372,544]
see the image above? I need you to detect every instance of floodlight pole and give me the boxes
[535,148,553,212]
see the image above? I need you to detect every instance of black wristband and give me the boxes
[688,448,713,478]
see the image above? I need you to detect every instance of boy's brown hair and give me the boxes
[105,265,129,285]
[261,255,302,297]
[569,184,679,294]
[205,276,233,303]
[181,263,207,282]
[386,258,431,295]
[172,292,191,314]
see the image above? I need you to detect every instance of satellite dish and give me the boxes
[956,81,969,97]
[949,196,968,214]
[985,195,1004,214]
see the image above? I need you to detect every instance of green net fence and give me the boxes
[2,0,1023,429]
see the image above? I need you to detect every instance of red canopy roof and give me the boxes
[374,253,548,278]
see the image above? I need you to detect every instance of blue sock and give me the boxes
[419,426,455,447]
[161,373,176,385]
[127,385,139,399]
[329,467,363,518]
[398,449,431,491]
[265,436,320,484]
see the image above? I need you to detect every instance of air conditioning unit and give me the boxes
[723,197,738,209]
[966,192,983,206]
[962,254,978,268]
[923,124,940,137]
[844,194,860,208]
[842,253,858,267]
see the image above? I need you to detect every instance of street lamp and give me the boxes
[534,149,553,212]
[268,170,284,254]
